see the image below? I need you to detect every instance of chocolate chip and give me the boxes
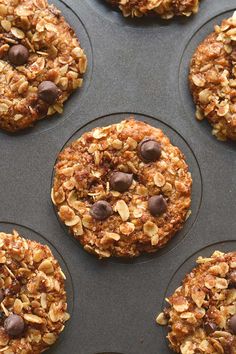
[229,315,236,334]
[90,201,113,221]
[8,44,29,66]
[110,172,133,192]
[228,271,236,288]
[204,321,217,335]
[38,81,59,105]
[4,315,24,337]
[0,290,4,303]
[138,138,161,162]
[35,100,49,117]
[148,195,167,216]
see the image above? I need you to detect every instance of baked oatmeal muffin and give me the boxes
[106,0,200,19]
[0,230,70,353]
[52,118,192,258]
[189,12,236,141]
[157,251,236,353]
[0,0,87,132]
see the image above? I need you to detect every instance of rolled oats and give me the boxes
[106,0,200,18]
[0,0,87,132]
[0,230,69,353]
[114,200,130,222]
[190,12,236,141]
[157,251,236,353]
[52,119,192,258]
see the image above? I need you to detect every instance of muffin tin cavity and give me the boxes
[35,0,93,134]
[161,241,236,351]
[0,0,93,136]
[0,221,74,353]
[52,113,202,265]
[179,9,236,151]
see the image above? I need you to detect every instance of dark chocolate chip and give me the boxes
[229,315,236,334]
[4,315,24,337]
[138,138,161,162]
[90,201,113,221]
[8,44,29,66]
[228,271,236,288]
[0,290,4,303]
[204,321,217,335]
[110,172,133,192]
[148,195,167,216]
[35,100,49,117]
[38,81,59,105]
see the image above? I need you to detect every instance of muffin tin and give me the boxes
[0,0,235,353]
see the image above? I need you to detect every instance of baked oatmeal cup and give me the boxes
[0,230,69,354]
[157,251,236,353]
[190,12,236,141]
[0,0,87,132]
[52,118,192,258]
[106,0,200,19]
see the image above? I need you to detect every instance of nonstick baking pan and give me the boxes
[0,0,235,353]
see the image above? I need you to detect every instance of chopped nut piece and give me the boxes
[93,128,107,139]
[33,249,45,263]
[154,172,166,187]
[156,312,168,325]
